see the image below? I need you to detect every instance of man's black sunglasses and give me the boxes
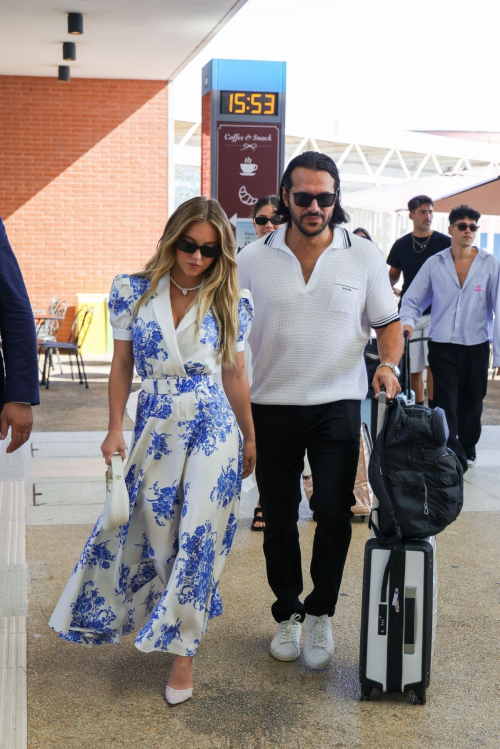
[177,238,222,258]
[254,215,281,226]
[453,222,479,232]
[291,191,337,208]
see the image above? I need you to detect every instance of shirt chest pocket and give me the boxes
[329,279,359,314]
[470,276,487,302]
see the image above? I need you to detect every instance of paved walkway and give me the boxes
[1,423,500,748]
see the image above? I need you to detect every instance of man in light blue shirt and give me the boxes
[400,204,500,472]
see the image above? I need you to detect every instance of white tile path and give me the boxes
[0,441,27,749]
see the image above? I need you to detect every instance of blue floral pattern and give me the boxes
[179,385,236,457]
[146,480,181,526]
[135,532,155,559]
[185,638,200,657]
[146,431,172,460]
[154,617,183,650]
[72,520,100,574]
[220,513,238,556]
[122,608,136,636]
[70,581,117,631]
[87,541,115,570]
[181,482,191,518]
[199,309,220,348]
[142,587,162,616]
[210,459,239,507]
[115,563,130,600]
[50,276,253,657]
[237,296,253,344]
[208,581,223,618]
[133,318,168,378]
[128,561,157,596]
[176,521,217,611]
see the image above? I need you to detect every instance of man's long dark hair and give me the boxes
[276,151,350,226]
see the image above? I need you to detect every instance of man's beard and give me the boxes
[289,206,330,237]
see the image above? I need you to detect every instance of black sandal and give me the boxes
[251,506,265,532]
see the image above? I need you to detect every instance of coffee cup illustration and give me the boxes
[240,157,258,176]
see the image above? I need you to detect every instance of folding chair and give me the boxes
[37,301,67,374]
[39,306,94,389]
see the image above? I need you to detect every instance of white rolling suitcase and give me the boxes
[359,393,438,705]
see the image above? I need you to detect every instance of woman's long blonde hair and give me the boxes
[135,197,240,367]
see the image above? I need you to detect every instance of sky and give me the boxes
[173,0,500,137]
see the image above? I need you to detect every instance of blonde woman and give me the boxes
[49,197,255,706]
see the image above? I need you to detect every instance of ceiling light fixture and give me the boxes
[58,65,71,82]
[67,13,83,35]
[63,42,76,61]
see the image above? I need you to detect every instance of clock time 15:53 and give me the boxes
[220,91,278,116]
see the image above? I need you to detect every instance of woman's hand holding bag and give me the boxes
[102,453,130,531]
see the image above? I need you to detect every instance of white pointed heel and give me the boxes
[165,686,193,706]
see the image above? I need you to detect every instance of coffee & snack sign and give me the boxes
[216,123,281,220]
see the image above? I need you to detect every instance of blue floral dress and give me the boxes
[49,272,253,657]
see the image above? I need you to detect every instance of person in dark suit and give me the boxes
[0,217,39,453]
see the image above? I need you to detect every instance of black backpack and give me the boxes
[368,397,464,543]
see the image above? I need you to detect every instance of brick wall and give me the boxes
[201,91,211,198]
[0,76,168,340]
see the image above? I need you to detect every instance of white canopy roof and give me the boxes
[343,173,500,215]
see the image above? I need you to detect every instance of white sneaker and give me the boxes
[270,613,302,661]
[304,614,334,669]
[467,457,476,468]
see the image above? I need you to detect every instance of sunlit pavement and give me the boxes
[1,425,499,748]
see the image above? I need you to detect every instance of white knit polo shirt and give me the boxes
[237,226,399,405]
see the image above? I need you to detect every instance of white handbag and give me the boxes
[102,454,130,531]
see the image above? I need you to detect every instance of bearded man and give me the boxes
[237,152,402,670]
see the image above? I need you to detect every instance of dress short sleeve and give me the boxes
[108,273,147,341]
[236,290,253,352]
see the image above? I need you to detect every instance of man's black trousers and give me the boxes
[251,400,360,623]
[428,340,489,472]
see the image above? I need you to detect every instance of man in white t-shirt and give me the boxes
[237,151,402,670]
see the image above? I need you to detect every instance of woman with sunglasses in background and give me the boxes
[239,196,284,530]
[50,197,255,706]
[253,195,284,239]
[237,195,284,254]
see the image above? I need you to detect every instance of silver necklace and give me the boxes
[170,276,202,296]
[412,234,432,254]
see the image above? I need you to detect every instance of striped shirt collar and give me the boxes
[264,225,352,251]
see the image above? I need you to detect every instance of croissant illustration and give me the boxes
[238,186,258,206]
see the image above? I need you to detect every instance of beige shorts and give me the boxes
[410,314,431,373]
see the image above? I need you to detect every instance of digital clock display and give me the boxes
[220,90,278,116]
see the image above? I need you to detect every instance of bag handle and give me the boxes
[106,453,124,488]
[404,586,416,654]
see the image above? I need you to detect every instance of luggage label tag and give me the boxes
[392,588,400,613]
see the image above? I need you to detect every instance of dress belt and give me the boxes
[141,375,214,394]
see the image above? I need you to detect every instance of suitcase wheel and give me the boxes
[361,688,372,701]
[411,690,426,705]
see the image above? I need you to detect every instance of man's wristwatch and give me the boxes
[375,362,401,378]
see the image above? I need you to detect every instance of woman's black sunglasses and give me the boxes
[254,215,282,226]
[291,191,337,208]
[177,238,222,258]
